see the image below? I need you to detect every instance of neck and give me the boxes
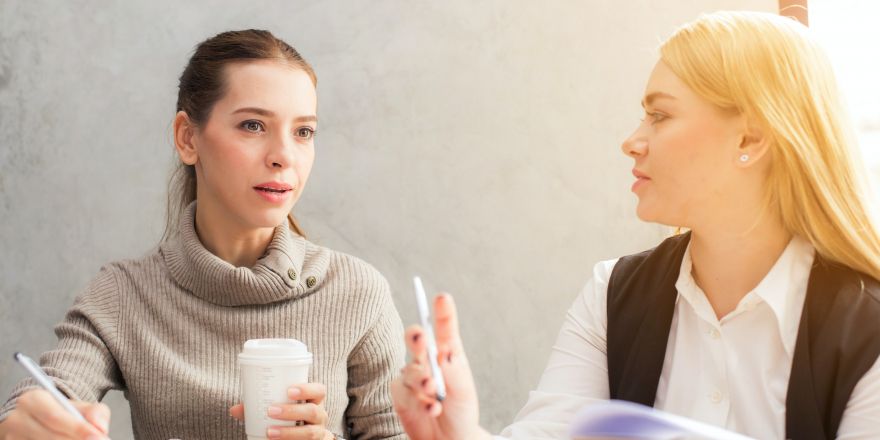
[688,212,791,319]
[193,200,275,268]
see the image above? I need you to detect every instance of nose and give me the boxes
[265,131,295,169]
[621,125,648,159]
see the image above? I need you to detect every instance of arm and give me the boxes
[837,354,880,438]
[345,284,408,440]
[497,259,615,439]
[0,267,123,437]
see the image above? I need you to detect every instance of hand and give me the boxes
[229,383,333,440]
[0,389,111,440]
[391,293,493,440]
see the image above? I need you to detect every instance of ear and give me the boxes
[173,111,199,166]
[736,119,770,168]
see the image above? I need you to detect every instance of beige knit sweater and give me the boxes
[0,203,407,439]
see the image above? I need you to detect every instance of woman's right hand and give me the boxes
[390,293,493,440]
[0,389,111,440]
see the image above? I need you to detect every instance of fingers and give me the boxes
[287,383,326,405]
[434,293,464,354]
[266,424,329,440]
[229,403,244,421]
[267,401,327,425]
[391,376,442,420]
[400,361,438,402]
[75,401,111,435]
[16,390,107,439]
[404,325,427,362]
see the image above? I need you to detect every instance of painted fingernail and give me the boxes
[288,387,301,398]
[412,333,420,342]
[425,403,433,412]
[421,378,429,387]
[447,353,453,363]
[267,427,281,438]
[267,406,282,416]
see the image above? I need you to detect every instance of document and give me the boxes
[569,400,755,439]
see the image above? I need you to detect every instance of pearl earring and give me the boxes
[739,154,750,163]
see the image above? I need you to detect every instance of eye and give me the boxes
[295,126,316,140]
[641,111,668,125]
[240,120,265,133]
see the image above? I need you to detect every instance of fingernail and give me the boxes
[267,428,281,438]
[267,406,282,416]
[447,353,453,363]
[412,333,420,342]
[288,387,301,398]
[425,403,433,412]
[421,378,429,387]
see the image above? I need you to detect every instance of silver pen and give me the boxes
[14,352,87,423]
[413,276,447,401]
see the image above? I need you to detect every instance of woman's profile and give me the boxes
[392,11,880,440]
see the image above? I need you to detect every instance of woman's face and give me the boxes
[621,61,747,228]
[190,60,317,230]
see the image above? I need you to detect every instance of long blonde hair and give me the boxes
[661,11,880,280]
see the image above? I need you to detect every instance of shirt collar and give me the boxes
[674,235,815,356]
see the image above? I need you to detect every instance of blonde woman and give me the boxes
[391,11,880,440]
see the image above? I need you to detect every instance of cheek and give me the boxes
[296,147,316,181]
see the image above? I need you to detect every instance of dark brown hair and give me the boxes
[163,29,316,242]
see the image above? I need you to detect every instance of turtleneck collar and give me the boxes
[161,202,323,306]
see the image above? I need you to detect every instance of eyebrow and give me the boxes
[641,92,677,108]
[231,107,317,123]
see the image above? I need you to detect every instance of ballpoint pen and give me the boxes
[13,352,87,423]
[413,276,447,401]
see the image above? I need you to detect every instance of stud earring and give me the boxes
[739,154,750,163]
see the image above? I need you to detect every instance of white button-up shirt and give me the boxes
[497,237,880,439]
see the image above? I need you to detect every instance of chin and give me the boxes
[247,207,291,229]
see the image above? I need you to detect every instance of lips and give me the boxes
[254,181,293,193]
[631,169,650,192]
[254,181,294,203]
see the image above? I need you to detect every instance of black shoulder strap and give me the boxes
[606,232,691,405]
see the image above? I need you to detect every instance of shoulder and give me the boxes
[303,240,393,307]
[99,247,166,291]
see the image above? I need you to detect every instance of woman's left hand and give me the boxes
[230,382,333,439]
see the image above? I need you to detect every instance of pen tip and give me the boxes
[13,352,21,361]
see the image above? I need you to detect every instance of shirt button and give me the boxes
[306,276,317,288]
[709,328,720,339]
[709,390,724,403]
[287,268,297,281]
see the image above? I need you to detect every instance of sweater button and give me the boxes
[287,268,297,281]
[306,276,317,288]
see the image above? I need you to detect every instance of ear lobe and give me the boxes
[736,121,770,167]
[173,111,199,166]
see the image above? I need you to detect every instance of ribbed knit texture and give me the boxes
[1,202,407,439]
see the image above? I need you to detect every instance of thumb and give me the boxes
[73,401,111,435]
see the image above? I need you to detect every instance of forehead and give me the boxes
[643,61,695,105]
[217,60,317,114]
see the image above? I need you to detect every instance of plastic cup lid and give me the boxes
[238,338,312,361]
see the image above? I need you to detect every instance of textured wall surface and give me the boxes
[0,0,774,437]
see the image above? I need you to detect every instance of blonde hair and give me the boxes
[660,11,880,280]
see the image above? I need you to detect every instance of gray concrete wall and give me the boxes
[0,0,774,437]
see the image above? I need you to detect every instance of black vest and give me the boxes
[606,232,880,439]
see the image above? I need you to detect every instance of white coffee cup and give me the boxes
[239,338,313,440]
